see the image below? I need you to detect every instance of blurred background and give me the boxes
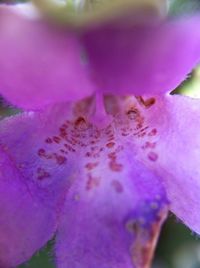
[1,0,200,267]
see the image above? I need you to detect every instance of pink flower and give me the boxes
[0,3,200,267]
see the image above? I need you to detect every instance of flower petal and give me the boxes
[82,16,200,95]
[0,101,168,267]
[132,94,200,234]
[54,132,168,267]
[0,146,58,267]
[0,4,94,110]
[0,105,77,266]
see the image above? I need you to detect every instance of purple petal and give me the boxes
[134,94,200,233]
[0,101,168,267]
[82,16,200,95]
[0,146,58,267]
[54,132,168,267]
[0,105,77,266]
[0,94,175,268]
[0,5,94,110]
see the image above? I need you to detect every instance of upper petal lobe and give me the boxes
[83,16,200,95]
[0,5,94,110]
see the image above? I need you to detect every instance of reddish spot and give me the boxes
[59,127,66,132]
[106,142,115,148]
[37,168,51,180]
[108,152,116,160]
[64,143,76,152]
[111,180,124,193]
[45,137,52,144]
[54,154,67,165]
[91,140,97,144]
[136,123,143,130]
[53,136,61,144]
[142,142,156,150]
[86,174,100,190]
[85,152,91,157]
[75,116,89,130]
[59,127,67,138]
[108,135,115,141]
[109,161,123,172]
[148,128,157,136]
[85,162,99,170]
[148,152,158,162]
[140,126,149,132]
[38,148,46,157]
[60,149,67,154]
[126,108,139,120]
[121,132,129,137]
[136,96,156,108]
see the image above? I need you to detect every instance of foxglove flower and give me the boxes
[0,2,200,268]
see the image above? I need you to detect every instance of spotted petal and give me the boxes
[0,102,168,267]
[0,146,58,267]
[55,157,168,268]
[130,94,200,234]
[56,125,167,268]
[0,105,75,267]
[0,4,94,110]
[83,16,200,95]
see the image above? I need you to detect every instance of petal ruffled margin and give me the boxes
[141,94,200,234]
[0,4,94,110]
[82,16,200,96]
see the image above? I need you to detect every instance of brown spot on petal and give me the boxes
[106,142,115,148]
[85,162,99,170]
[136,96,156,108]
[55,154,67,165]
[45,137,53,144]
[37,168,51,180]
[109,161,123,172]
[86,174,100,190]
[75,116,89,130]
[148,128,157,137]
[126,108,139,120]
[148,152,158,162]
[38,148,45,157]
[53,136,61,144]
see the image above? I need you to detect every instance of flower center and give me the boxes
[33,94,159,185]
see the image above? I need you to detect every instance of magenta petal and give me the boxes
[140,94,200,233]
[0,105,76,267]
[55,145,168,268]
[0,147,58,267]
[0,100,169,267]
[83,16,200,95]
[0,5,94,110]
